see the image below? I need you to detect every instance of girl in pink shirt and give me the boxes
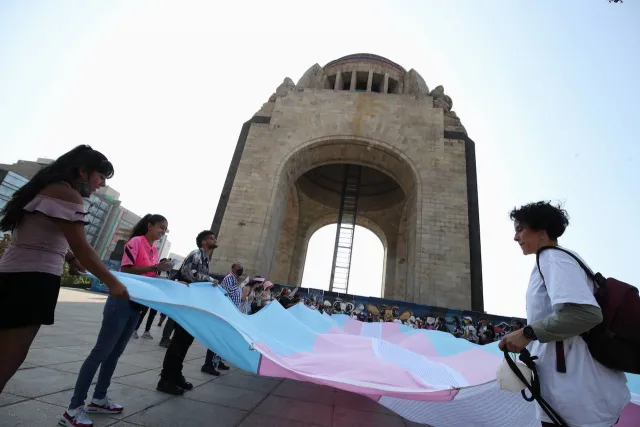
[124,215,169,338]
[0,145,128,395]
[62,214,172,427]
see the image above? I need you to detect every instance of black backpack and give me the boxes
[536,246,640,374]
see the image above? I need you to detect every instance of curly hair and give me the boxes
[509,201,570,240]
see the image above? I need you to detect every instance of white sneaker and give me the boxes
[59,407,93,426]
[141,331,153,339]
[86,396,123,414]
[131,331,139,339]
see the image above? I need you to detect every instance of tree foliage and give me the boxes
[61,261,91,287]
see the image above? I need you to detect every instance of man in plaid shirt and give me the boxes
[201,263,244,374]
[220,263,243,308]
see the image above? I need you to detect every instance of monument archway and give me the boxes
[300,223,385,297]
[210,53,483,311]
[253,137,417,301]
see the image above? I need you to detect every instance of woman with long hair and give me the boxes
[0,145,129,394]
[61,214,172,427]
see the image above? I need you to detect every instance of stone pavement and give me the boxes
[1,288,430,427]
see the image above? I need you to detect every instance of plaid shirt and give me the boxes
[220,273,242,308]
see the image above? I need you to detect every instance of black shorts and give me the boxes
[0,272,61,329]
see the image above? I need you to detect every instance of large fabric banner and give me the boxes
[100,273,639,427]
[92,264,525,336]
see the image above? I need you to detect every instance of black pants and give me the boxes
[158,313,167,326]
[204,349,218,366]
[135,307,157,332]
[162,318,175,340]
[160,324,194,382]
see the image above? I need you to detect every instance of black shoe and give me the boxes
[177,375,193,390]
[201,364,220,376]
[159,338,171,348]
[217,362,230,371]
[157,379,185,395]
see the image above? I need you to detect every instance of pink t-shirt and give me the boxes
[120,235,158,277]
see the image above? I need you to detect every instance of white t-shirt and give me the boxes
[526,247,630,427]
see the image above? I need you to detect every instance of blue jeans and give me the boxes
[69,297,140,409]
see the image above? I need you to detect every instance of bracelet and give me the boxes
[67,256,77,264]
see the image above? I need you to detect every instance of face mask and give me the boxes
[236,268,244,276]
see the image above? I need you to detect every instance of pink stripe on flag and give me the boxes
[254,337,459,402]
[258,352,458,401]
[617,402,640,427]
[341,317,364,335]
[381,329,440,358]
[431,347,502,384]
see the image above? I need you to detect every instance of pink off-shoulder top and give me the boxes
[0,194,88,276]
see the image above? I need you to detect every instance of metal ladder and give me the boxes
[329,164,362,293]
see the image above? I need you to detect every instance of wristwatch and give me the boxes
[523,325,538,341]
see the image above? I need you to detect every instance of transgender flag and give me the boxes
[103,273,640,427]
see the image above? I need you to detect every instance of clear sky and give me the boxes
[1,1,638,318]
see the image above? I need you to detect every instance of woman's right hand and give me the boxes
[155,260,173,272]
[109,281,130,300]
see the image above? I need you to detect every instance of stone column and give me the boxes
[349,71,356,91]
[382,73,389,94]
[366,71,373,92]
[335,72,343,90]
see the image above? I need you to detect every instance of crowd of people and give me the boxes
[0,145,631,427]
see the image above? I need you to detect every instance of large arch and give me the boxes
[258,136,421,300]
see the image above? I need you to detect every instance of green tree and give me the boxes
[0,235,10,258]
[61,262,91,287]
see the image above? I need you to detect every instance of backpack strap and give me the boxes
[536,246,599,287]
[555,341,566,374]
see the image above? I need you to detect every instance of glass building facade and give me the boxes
[0,167,172,260]
[84,194,118,247]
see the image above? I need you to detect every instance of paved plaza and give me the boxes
[1,288,429,427]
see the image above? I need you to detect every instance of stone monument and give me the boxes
[210,53,483,311]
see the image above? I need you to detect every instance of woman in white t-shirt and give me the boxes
[499,201,629,427]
